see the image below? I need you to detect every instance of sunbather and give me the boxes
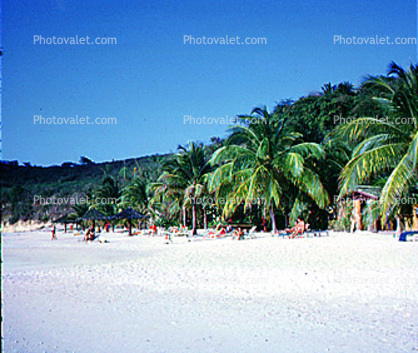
[232,227,244,240]
[208,227,226,238]
[291,218,309,238]
[85,225,95,242]
[280,222,297,237]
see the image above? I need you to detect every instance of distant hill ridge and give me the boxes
[0,152,171,224]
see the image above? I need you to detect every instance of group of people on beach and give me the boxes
[204,222,245,240]
[50,216,309,243]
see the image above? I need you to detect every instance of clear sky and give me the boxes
[2,0,417,166]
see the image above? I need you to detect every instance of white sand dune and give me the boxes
[3,230,418,352]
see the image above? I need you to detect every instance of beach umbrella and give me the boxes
[109,207,147,235]
[77,208,107,230]
[52,215,75,233]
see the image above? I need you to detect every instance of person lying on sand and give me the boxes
[232,228,244,240]
[284,222,297,235]
[207,227,226,238]
[274,218,309,238]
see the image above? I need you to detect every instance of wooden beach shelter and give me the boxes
[109,207,147,235]
[77,208,107,230]
[351,190,379,232]
[52,215,75,233]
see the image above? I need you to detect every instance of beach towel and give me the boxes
[399,231,418,241]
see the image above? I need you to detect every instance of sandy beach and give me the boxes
[2,230,418,353]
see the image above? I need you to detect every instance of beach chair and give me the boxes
[305,229,329,237]
[245,226,257,239]
[199,229,211,238]
[276,232,289,238]
[177,229,192,242]
[176,228,190,237]
[272,229,291,238]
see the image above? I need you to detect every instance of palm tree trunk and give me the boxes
[182,205,187,227]
[270,203,277,233]
[192,200,197,235]
[204,210,207,230]
[396,214,402,236]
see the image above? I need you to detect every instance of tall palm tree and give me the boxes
[149,180,184,226]
[209,107,329,232]
[151,142,212,234]
[338,62,418,220]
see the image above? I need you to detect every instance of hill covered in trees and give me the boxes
[1,154,168,224]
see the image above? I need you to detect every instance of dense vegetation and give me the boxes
[1,155,166,224]
[2,62,417,231]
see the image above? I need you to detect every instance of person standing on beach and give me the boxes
[262,217,267,232]
[164,231,173,244]
[51,224,57,240]
[149,223,157,236]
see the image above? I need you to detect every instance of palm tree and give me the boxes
[209,106,329,232]
[121,177,148,213]
[338,62,418,221]
[68,202,89,223]
[94,176,121,216]
[151,142,212,234]
[149,181,184,226]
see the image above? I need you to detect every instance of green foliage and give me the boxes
[121,177,148,213]
[330,200,353,232]
[1,154,167,223]
[150,142,213,233]
[338,62,418,221]
[208,106,329,231]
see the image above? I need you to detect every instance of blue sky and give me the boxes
[2,0,417,166]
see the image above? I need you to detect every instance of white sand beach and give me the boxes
[2,230,418,353]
